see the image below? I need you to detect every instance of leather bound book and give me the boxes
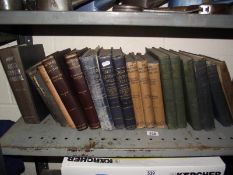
[27,62,68,127]
[112,48,136,129]
[0,45,49,124]
[65,52,100,129]
[79,48,114,130]
[37,64,76,128]
[201,55,233,119]
[171,51,202,130]
[146,47,177,129]
[135,53,155,128]
[126,53,146,128]
[159,48,187,128]
[180,51,215,130]
[42,55,87,130]
[98,48,125,129]
[207,62,233,126]
[144,53,166,128]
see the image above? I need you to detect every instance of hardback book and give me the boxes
[206,62,233,126]
[159,48,187,128]
[201,55,233,119]
[26,62,68,127]
[64,51,100,129]
[98,48,125,129]
[0,44,49,124]
[126,53,146,128]
[179,51,215,130]
[42,55,87,131]
[170,51,202,130]
[134,53,155,128]
[79,48,114,130]
[144,53,166,128]
[111,48,136,129]
[146,47,177,129]
[37,64,76,128]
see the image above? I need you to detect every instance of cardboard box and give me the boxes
[61,156,225,175]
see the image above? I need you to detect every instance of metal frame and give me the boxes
[0,147,7,175]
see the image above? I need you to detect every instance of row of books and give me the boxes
[0,45,232,131]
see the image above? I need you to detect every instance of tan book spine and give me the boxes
[148,62,166,128]
[37,64,76,129]
[126,60,146,128]
[136,58,155,128]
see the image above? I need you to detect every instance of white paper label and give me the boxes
[147,131,159,137]
[102,61,110,67]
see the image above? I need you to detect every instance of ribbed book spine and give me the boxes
[207,63,233,126]
[65,53,100,129]
[27,63,68,127]
[98,49,125,129]
[42,56,87,130]
[79,50,114,130]
[112,50,136,129]
[126,54,145,128]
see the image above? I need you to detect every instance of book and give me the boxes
[37,64,76,128]
[134,53,155,128]
[146,47,177,129]
[206,62,233,126]
[144,53,166,128]
[170,51,202,130]
[201,55,233,119]
[159,48,187,128]
[112,48,136,129]
[65,51,100,129]
[180,51,215,130]
[98,48,125,129]
[126,53,146,128]
[0,44,49,124]
[42,55,87,131]
[79,48,114,130]
[26,62,68,127]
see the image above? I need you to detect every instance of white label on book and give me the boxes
[102,61,110,67]
[147,131,159,137]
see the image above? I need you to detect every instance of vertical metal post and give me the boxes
[17,35,33,45]
[0,147,7,175]
[35,157,49,175]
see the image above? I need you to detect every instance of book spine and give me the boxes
[27,65,68,127]
[159,58,177,129]
[79,55,114,130]
[182,59,202,130]
[65,55,100,129]
[147,62,166,128]
[126,60,145,128]
[42,57,87,130]
[194,60,215,130]
[207,64,233,126]
[37,65,76,128]
[112,56,136,129]
[136,59,155,128]
[170,58,187,128]
[98,56,125,129]
[0,54,40,123]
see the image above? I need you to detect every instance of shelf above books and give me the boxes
[1,115,233,157]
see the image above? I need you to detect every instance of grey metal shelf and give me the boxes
[1,115,233,157]
[0,11,232,28]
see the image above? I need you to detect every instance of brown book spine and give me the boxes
[126,56,146,128]
[136,55,155,128]
[65,53,100,129]
[147,61,166,128]
[42,56,87,130]
[37,64,76,129]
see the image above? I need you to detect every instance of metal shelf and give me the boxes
[1,115,233,157]
[0,11,232,28]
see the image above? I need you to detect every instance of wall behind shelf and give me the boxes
[0,36,233,121]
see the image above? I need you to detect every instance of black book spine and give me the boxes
[112,53,136,129]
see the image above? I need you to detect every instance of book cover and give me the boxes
[79,48,114,130]
[146,47,177,129]
[126,53,146,128]
[98,48,125,129]
[112,48,136,129]
[0,44,49,124]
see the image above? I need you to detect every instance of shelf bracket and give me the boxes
[35,157,49,175]
[17,35,33,45]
